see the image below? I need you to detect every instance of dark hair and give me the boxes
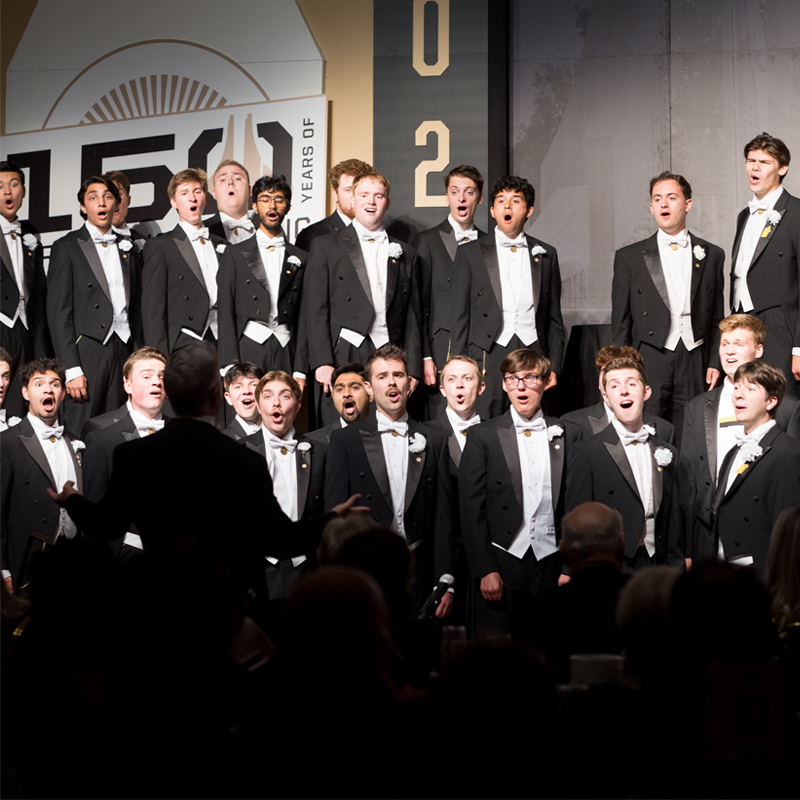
[733,360,786,417]
[77,176,121,219]
[499,348,551,380]
[0,161,25,185]
[252,174,292,205]
[444,164,483,195]
[0,346,11,366]
[331,362,365,385]
[594,345,644,374]
[364,345,408,382]
[223,361,263,390]
[489,176,535,208]
[744,133,791,180]
[163,343,219,417]
[601,356,647,389]
[649,171,692,200]
[19,358,66,387]
[103,170,130,194]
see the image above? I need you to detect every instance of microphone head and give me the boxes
[438,573,455,587]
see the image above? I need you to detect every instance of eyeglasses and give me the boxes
[502,374,543,388]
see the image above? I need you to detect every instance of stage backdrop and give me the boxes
[509,0,800,331]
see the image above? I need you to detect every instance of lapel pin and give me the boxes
[555,444,560,449]
[301,463,307,469]
[416,457,421,462]
[657,466,662,472]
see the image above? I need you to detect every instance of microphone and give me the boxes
[418,573,455,620]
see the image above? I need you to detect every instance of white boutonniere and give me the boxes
[408,433,426,453]
[216,244,227,254]
[530,244,547,257]
[693,245,705,261]
[643,424,656,437]
[654,447,672,467]
[546,425,563,441]
[288,255,302,266]
[8,416,21,428]
[297,442,311,457]
[388,243,403,259]
[118,238,133,252]
[740,441,762,463]
[72,439,86,466]
[765,210,782,226]
[22,233,39,251]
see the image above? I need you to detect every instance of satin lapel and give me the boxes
[448,433,462,469]
[439,228,458,261]
[341,229,372,302]
[548,427,565,509]
[642,241,669,309]
[173,228,207,292]
[279,246,301,300]
[497,417,523,509]
[385,241,400,308]
[0,231,12,279]
[118,237,132,306]
[724,436,775,500]
[589,415,608,435]
[243,239,269,291]
[703,392,718,480]
[121,431,139,443]
[360,427,393,511]
[748,191,790,269]
[604,437,640,501]
[482,237,502,308]
[404,423,425,512]
[20,432,56,487]
[77,235,112,301]
[649,442,663,514]
[731,209,748,268]
[689,235,705,305]
[527,235,542,310]
[296,447,311,514]
[66,436,83,493]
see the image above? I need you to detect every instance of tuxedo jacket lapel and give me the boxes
[497,415,523,509]
[642,238,669,310]
[448,434,462,469]
[439,226,458,261]
[527,235,542,311]
[68,437,83,493]
[689,235,705,305]
[385,244,400,308]
[604,436,641,502]
[0,232,12,280]
[295,447,311,514]
[341,228,372,303]
[173,227,208,293]
[404,423,425,513]
[77,232,112,301]
[360,426,393,511]
[748,191,790,270]
[723,427,778,501]
[243,238,269,291]
[481,236,502,309]
[703,391,719,480]
[20,429,56,487]
[731,209,748,268]
[588,401,610,435]
[548,428,565,509]
[649,441,663,515]
[279,245,302,300]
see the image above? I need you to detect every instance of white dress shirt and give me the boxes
[657,228,702,352]
[0,216,27,330]
[716,380,741,479]
[448,215,478,245]
[179,221,218,339]
[244,230,292,348]
[219,210,255,244]
[612,418,656,557]
[445,406,481,451]
[497,408,557,561]
[494,230,537,347]
[377,411,410,541]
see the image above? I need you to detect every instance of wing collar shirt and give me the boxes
[494,229,537,347]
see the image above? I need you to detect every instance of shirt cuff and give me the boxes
[792,347,800,357]
[65,366,84,383]
[292,372,307,381]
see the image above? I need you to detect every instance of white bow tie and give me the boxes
[267,435,297,453]
[500,237,526,249]
[259,236,285,250]
[91,232,117,245]
[377,417,407,436]
[137,420,165,436]
[188,227,210,242]
[5,222,22,236]
[748,198,770,214]
[39,425,64,441]
[225,216,255,232]
[457,229,478,244]
[360,230,388,244]
[514,417,545,434]
[620,428,650,446]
